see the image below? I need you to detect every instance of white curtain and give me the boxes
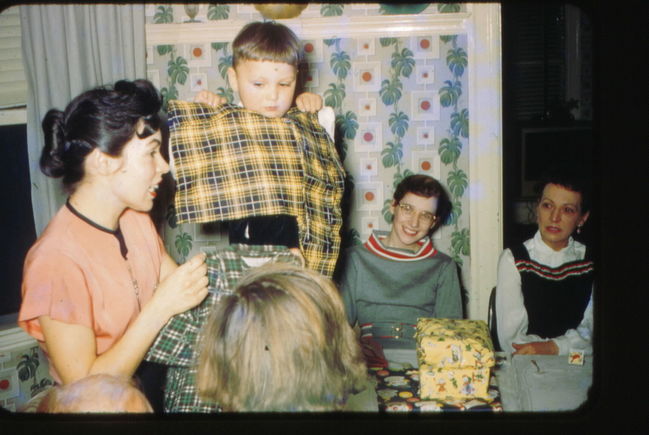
[20,4,147,235]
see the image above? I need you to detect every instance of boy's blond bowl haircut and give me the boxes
[196,263,368,411]
[231,21,303,68]
[37,374,153,413]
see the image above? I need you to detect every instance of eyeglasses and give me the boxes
[396,203,437,225]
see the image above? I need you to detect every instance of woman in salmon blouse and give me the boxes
[18,80,208,391]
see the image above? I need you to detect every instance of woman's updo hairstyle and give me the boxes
[40,79,162,193]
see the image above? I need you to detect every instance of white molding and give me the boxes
[0,107,26,126]
[145,13,472,45]
[0,325,36,352]
[466,3,503,321]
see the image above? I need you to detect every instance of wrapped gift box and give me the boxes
[419,365,491,400]
[416,318,495,400]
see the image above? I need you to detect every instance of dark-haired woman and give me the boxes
[496,173,594,355]
[18,80,208,389]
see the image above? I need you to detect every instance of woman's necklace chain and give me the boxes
[126,262,142,311]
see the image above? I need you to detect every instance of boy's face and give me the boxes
[385,192,438,251]
[227,59,297,118]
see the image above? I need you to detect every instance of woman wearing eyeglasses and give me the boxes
[338,174,463,330]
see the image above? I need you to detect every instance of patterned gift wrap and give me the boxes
[419,365,491,400]
[415,318,496,401]
[415,318,496,368]
[372,366,502,412]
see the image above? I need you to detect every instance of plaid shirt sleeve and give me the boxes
[287,109,346,278]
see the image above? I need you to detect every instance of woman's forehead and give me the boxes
[399,192,438,211]
[542,183,582,205]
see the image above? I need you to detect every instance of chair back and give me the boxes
[487,286,502,352]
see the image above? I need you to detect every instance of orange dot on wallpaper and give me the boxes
[420,38,431,49]
[304,43,314,53]
[363,132,374,142]
[364,104,371,111]
[0,379,9,390]
[368,222,374,228]
[193,47,203,58]
[421,160,432,171]
[422,72,429,79]
[366,163,373,170]
[364,191,375,202]
[306,75,313,82]
[420,100,431,111]
[363,43,369,49]
[362,71,373,82]
[196,79,202,86]
[423,132,429,139]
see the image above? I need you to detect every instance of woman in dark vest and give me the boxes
[495,171,594,355]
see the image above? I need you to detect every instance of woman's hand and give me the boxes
[194,90,227,107]
[295,92,323,113]
[512,340,559,355]
[149,253,209,320]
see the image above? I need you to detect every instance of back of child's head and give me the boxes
[37,374,153,413]
[232,21,302,68]
[196,263,368,411]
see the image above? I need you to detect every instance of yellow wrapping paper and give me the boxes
[419,364,491,400]
[416,318,495,369]
[416,318,495,400]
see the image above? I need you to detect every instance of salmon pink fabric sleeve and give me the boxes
[19,252,93,343]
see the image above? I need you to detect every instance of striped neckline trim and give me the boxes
[364,232,437,262]
[515,258,594,280]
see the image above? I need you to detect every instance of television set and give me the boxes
[520,125,593,197]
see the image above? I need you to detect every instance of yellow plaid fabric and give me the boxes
[168,101,346,277]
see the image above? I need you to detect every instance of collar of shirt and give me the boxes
[364,230,436,261]
[526,230,586,267]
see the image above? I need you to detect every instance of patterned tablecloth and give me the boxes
[370,355,506,412]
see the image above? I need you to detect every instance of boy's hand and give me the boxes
[194,90,227,107]
[295,92,323,113]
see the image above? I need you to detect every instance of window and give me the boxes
[0,6,27,110]
[507,2,566,122]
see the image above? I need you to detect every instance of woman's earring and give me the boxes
[577,225,582,234]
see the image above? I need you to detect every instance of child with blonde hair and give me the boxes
[196,263,368,411]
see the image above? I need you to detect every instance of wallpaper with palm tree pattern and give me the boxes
[145,3,471,281]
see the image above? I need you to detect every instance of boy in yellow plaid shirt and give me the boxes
[148,22,345,412]
[171,21,344,278]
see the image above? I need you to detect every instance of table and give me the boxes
[344,346,593,412]
[494,353,593,411]
[343,347,504,412]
